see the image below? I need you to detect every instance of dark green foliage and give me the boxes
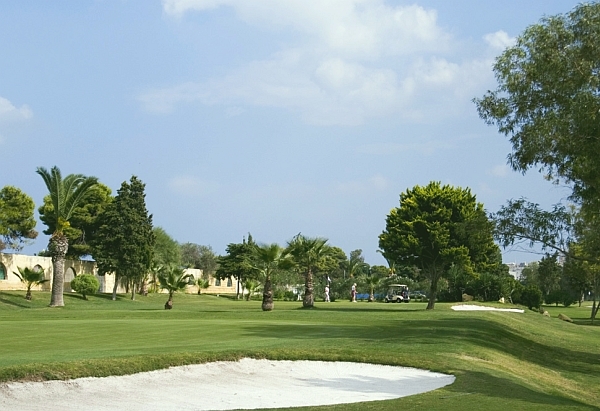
[216,235,258,299]
[379,182,499,309]
[38,183,112,258]
[92,176,155,300]
[180,243,218,275]
[475,3,600,206]
[70,274,100,300]
[153,227,181,268]
[0,186,38,252]
[519,284,543,310]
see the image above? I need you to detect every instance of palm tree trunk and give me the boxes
[303,268,314,308]
[130,281,136,300]
[262,276,274,311]
[49,232,68,307]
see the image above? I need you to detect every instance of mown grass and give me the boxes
[0,291,599,411]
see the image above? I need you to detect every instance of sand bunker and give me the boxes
[452,304,524,313]
[0,359,455,411]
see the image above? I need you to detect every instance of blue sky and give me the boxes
[0,0,581,265]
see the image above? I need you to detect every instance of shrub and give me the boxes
[519,284,543,310]
[71,274,100,300]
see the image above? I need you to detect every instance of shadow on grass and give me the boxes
[242,317,600,376]
[293,305,425,313]
[448,370,600,410]
[0,293,31,308]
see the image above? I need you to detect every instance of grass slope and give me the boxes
[0,291,599,411]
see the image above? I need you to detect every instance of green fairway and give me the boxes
[1,291,599,411]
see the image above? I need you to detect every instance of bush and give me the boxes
[519,284,543,310]
[71,274,100,300]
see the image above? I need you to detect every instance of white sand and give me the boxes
[452,304,524,313]
[0,359,455,411]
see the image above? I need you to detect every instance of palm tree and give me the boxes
[363,274,383,302]
[157,265,194,309]
[196,278,210,294]
[286,234,330,308]
[252,243,289,311]
[36,166,98,307]
[243,279,260,301]
[13,266,48,300]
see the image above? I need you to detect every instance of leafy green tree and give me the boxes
[0,186,37,252]
[13,266,48,300]
[38,183,112,258]
[180,243,218,275]
[92,176,155,301]
[538,253,562,299]
[475,3,600,208]
[158,265,193,309]
[370,265,389,278]
[70,274,100,300]
[36,166,98,307]
[379,182,499,309]
[285,234,331,308]
[153,227,181,268]
[216,235,258,299]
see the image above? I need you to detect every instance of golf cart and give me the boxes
[385,284,410,303]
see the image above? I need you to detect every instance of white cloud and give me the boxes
[336,174,388,193]
[356,140,453,156]
[484,30,515,51]
[0,96,32,123]
[169,175,219,196]
[490,164,510,177]
[147,1,496,125]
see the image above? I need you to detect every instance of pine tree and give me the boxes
[92,176,155,300]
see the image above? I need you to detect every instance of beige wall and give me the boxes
[0,253,238,295]
[0,253,112,292]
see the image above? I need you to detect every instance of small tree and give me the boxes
[520,284,543,310]
[362,274,383,302]
[158,266,193,309]
[13,266,48,300]
[70,274,100,300]
[196,278,210,295]
[243,279,260,301]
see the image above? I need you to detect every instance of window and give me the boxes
[215,278,221,286]
[0,263,6,280]
[227,277,232,287]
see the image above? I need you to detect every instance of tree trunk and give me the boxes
[49,232,68,307]
[165,294,173,309]
[25,288,32,301]
[262,276,274,311]
[130,281,136,301]
[368,287,374,302]
[112,275,119,301]
[303,268,314,308]
[427,271,440,310]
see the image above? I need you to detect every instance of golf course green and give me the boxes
[1,291,598,411]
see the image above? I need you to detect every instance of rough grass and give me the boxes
[0,291,599,411]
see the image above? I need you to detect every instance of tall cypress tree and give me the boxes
[92,176,155,300]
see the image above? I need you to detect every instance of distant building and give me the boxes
[506,261,538,280]
[0,253,238,295]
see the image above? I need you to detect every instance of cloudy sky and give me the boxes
[1,0,579,265]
